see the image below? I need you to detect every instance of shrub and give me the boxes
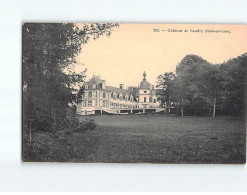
[58,116,96,132]
[78,118,96,131]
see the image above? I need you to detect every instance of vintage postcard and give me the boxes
[22,23,246,163]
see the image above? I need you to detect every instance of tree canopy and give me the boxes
[158,53,247,117]
[22,23,118,131]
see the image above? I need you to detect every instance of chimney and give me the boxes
[119,84,124,89]
[102,80,106,89]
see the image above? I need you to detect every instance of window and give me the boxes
[144,90,147,93]
[88,91,92,97]
[88,100,92,106]
[85,85,88,89]
[103,100,105,107]
[93,84,96,88]
[144,97,147,103]
[103,92,106,98]
[149,97,152,102]
[154,99,156,103]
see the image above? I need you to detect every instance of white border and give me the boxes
[0,0,246,192]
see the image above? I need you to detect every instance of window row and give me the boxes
[82,100,110,107]
[84,91,109,99]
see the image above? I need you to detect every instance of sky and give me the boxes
[75,24,247,88]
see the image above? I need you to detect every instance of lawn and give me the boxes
[22,115,246,163]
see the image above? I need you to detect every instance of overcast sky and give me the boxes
[75,24,247,88]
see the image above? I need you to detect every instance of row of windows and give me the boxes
[85,91,134,101]
[111,94,134,101]
[85,91,108,99]
[84,91,156,103]
[85,84,96,89]
[82,99,158,108]
[110,103,139,109]
[83,100,109,107]
[143,97,157,103]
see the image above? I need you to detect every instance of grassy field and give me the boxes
[23,115,246,163]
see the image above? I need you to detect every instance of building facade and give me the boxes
[76,72,162,115]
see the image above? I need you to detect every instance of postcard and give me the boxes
[22,23,246,163]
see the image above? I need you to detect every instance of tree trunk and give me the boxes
[52,108,56,131]
[213,96,216,117]
[54,115,56,131]
[181,98,184,117]
[166,104,169,116]
[29,121,32,145]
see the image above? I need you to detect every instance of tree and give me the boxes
[22,23,118,134]
[175,55,208,116]
[173,53,247,117]
[157,72,176,115]
[219,53,247,116]
[175,54,219,116]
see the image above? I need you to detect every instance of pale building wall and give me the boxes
[138,89,151,103]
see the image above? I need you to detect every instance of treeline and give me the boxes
[157,54,247,117]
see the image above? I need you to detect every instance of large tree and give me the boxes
[174,53,247,117]
[22,23,118,131]
[219,53,247,116]
[175,55,210,116]
[157,72,176,115]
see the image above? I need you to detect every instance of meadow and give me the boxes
[23,115,246,163]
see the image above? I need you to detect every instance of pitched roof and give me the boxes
[105,86,131,96]
[89,76,102,85]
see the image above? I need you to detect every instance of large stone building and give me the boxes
[76,71,162,115]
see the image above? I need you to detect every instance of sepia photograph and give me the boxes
[22,23,246,163]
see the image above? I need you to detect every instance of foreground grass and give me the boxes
[22,115,246,163]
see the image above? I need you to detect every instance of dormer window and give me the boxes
[144,90,147,93]
[93,84,96,88]
[85,85,88,89]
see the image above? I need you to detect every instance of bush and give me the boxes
[78,118,96,131]
[58,116,96,132]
